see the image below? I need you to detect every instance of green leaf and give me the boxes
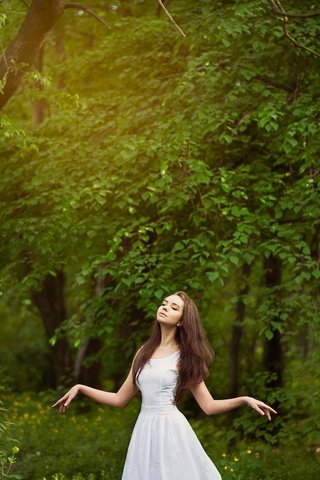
[265,329,274,341]
[207,271,219,282]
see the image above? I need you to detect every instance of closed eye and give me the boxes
[161,300,180,311]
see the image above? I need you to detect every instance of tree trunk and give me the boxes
[0,0,64,109]
[30,271,72,388]
[113,304,147,390]
[31,46,49,127]
[263,255,284,388]
[76,337,103,388]
[228,262,251,423]
[74,274,108,388]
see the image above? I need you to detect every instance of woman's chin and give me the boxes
[157,317,176,328]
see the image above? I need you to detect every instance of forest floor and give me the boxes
[3,391,320,480]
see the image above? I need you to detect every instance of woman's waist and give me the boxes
[140,403,179,416]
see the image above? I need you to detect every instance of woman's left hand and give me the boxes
[244,396,277,421]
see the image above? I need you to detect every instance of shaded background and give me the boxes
[0,1,319,479]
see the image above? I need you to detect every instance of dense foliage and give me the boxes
[0,0,319,477]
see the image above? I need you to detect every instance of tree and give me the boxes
[0,0,183,110]
[0,0,110,109]
[0,0,64,109]
[0,0,319,445]
[30,271,73,388]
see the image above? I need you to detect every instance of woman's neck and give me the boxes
[158,326,179,349]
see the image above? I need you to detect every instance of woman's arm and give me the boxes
[190,381,277,420]
[52,348,142,413]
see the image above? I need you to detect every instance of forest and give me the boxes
[0,0,319,479]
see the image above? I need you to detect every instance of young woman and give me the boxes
[52,291,277,480]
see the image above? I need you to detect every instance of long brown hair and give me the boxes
[132,291,214,403]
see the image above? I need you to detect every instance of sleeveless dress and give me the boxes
[121,350,222,480]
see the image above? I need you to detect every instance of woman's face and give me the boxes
[156,294,184,327]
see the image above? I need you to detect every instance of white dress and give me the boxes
[121,350,222,480]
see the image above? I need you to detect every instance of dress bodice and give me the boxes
[135,350,180,410]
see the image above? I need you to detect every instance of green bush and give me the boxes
[0,385,21,479]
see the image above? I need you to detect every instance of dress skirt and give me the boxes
[121,404,221,480]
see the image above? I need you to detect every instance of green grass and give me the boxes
[3,392,320,480]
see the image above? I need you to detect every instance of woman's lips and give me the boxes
[158,312,167,317]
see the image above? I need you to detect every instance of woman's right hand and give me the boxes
[51,385,80,413]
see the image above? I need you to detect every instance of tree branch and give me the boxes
[267,0,320,19]
[63,2,110,29]
[255,74,295,93]
[282,21,320,58]
[233,108,255,130]
[156,0,186,37]
[267,0,320,58]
